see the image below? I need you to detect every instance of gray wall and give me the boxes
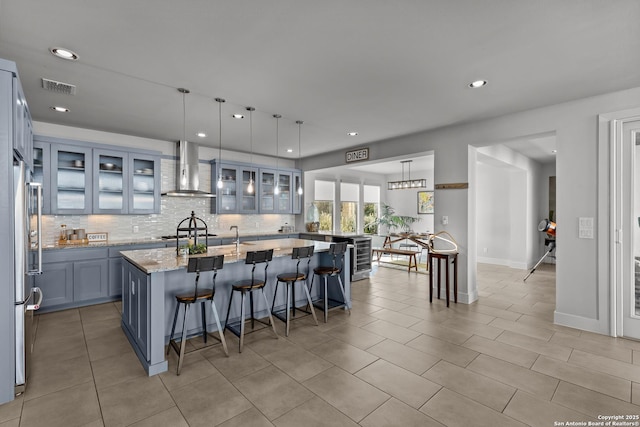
[303,85,640,335]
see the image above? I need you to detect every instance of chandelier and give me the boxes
[387,160,427,190]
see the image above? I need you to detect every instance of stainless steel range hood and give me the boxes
[162,140,215,197]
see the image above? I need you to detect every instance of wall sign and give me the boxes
[345,147,369,163]
[87,232,108,242]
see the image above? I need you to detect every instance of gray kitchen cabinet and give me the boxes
[34,135,161,215]
[122,261,149,360]
[212,160,301,215]
[32,140,51,214]
[108,243,165,297]
[51,143,93,215]
[93,148,129,214]
[73,259,109,301]
[35,247,109,312]
[35,262,73,309]
[3,59,33,169]
[212,160,259,214]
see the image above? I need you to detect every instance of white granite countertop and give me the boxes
[120,238,333,274]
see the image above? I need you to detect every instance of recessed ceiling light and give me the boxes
[347,131,358,136]
[197,132,206,138]
[551,149,557,154]
[49,47,79,61]
[232,114,244,119]
[50,106,69,113]
[468,80,487,88]
[286,148,293,153]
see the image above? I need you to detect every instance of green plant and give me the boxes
[375,203,420,233]
[181,243,207,255]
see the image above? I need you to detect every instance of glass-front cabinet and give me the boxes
[34,136,161,215]
[129,154,160,214]
[260,168,292,214]
[32,140,51,214]
[212,161,259,214]
[293,171,302,214]
[93,149,127,214]
[51,144,93,215]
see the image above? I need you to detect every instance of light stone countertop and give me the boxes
[120,238,333,274]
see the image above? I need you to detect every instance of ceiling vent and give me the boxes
[41,78,77,95]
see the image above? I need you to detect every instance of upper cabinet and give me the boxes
[129,154,160,214]
[212,160,301,214]
[212,160,259,214]
[1,59,33,169]
[34,136,161,215]
[52,144,93,215]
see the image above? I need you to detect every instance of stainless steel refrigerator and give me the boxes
[13,157,43,395]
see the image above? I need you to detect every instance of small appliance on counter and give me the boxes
[279,223,295,233]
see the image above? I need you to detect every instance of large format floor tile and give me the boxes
[4,264,640,426]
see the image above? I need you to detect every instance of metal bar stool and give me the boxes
[271,245,318,336]
[167,255,228,375]
[309,242,351,322]
[225,249,278,352]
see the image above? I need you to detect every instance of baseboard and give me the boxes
[476,256,510,266]
[553,311,609,335]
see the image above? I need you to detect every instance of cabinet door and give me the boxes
[276,171,292,213]
[93,149,128,214]
[121,263,132,330]
[32,140,51,215]
[239,167,259,214]
[129,154,160,214]
[34,262,73,308]
[259,169,276,213]
[73,259,109,301]
[12,77,31,165]
[108,257,124,297]
[136,271,150,360]
[51,144,93,214]
[218,164,238,213]
[293,172,303,214]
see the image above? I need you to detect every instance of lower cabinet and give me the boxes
[37,242,165,312]
[35,248,109,311]
[122,261,149,360]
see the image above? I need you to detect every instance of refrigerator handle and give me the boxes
[26,287,43,311]
[27,182,42,276]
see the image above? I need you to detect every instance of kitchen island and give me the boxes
[120,238,351,375]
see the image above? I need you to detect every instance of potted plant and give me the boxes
[375,203,420,234]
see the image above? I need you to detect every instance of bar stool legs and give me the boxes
[311,273,351,323]
[272,278,318,336]
[226,286,278,353]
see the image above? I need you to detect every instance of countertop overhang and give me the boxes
[120,238,335,274]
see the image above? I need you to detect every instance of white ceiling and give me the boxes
[1,1,638,161]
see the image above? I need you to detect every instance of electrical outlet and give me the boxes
[132,225,139,233]
[483,247,488,253]
[442,216,449,225]
[255,221,259,228]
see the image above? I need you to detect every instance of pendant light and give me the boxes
[246,106,255,194]
[215,97,225,189]
[387,160,427,190]
[296,120,304,196]
[273,114,281,195]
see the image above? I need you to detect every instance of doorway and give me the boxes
[612,117,640,340]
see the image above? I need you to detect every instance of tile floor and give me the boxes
[2,263,640,426]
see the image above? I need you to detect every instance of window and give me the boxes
[364,185,380,235]
[314,180,334,231]
[340,182,359,233]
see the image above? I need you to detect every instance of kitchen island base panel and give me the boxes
[121,241,350,375]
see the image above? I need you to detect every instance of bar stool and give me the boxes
[225,249,278,352]
[309,242,351,322]
[271,245,318,336]
[428,252,458,307]
[167,255,228,375]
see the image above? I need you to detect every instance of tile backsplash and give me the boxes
[42,159,295,244]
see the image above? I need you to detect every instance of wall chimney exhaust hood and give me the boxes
[162,140,215,197]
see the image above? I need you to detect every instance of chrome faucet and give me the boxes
[230,225,239,250]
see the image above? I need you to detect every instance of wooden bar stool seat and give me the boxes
[167,255,228,375]
[271,246,318,336]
